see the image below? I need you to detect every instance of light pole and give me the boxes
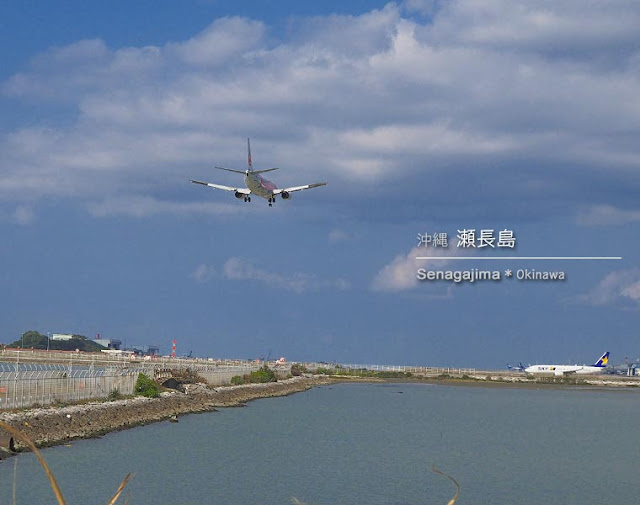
[47,332,50,351]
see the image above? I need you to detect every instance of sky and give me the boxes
[1,0,639,369]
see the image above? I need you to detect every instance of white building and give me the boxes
[51,333,74,341]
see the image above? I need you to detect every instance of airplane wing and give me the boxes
[273,182,327,194]
[191,179,251,195]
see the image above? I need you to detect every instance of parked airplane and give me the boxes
[507,362,526,372]
[524,351,610,376]
[191,139,327,206]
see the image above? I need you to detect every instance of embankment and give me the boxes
[0,375,329,451]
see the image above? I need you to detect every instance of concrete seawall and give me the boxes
[0,376,329,452]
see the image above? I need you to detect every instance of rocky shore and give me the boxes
[0,376,330,452]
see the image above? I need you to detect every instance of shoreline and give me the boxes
[1,373,638,454]
[0,376,331,452]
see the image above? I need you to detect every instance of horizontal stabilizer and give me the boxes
[215,166,247,174]
[252,167,280,174]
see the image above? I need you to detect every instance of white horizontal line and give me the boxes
[415,256,622,260]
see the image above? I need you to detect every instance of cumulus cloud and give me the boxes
[0,205,35,225]
[372,244,463,292]
[87,196,246,218]
[328,229,352,244]
[577,205,640,227]
[191,264,216,283]
[2,1,640,217]
[192,257,350,293]
[577,269,640,308]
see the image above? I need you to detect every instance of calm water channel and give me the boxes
[1,382,639,504]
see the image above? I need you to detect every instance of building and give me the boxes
[92,337,122,350]
[51,333,74,341]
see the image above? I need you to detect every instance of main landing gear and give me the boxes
[243,196,251,202]
[268,197,275,207]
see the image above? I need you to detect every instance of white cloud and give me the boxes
[87,196,246,218]
[577,205,640,227]
[328,229,352,243]
[2,2,640,217]
[193,257,350,293]
[372,245,462,292]
[169,17,266,67]
[578,269,640,308]
[191,264,216,283]
[13,206,35,225]
[0,205,36,225]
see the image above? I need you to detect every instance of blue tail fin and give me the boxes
[594,351,609,367]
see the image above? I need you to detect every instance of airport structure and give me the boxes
[0,346,639,410]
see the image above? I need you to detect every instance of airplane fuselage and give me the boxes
[245,172,277,200]
[524,364,605,376]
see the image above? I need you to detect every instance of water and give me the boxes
[1,382,640,504]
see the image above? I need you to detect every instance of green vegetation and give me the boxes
[230,375,245,385]
[230,365,278,385]
[134,373,160,398]
[107,388,123,401]
[314,367,413,379]
[8,330,106,352]
[248,365,278,383]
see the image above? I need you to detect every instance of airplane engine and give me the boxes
[281,191,291,200]
[234,191,245,199]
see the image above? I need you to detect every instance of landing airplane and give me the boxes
[524,351,610,376]
[191,139,327,206]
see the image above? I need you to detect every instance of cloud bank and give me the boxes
[2,1,640,218]
[191,258,350,293]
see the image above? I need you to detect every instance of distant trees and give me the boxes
[7,330,106,352]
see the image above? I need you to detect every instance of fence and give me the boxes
[0,369,138,409]
[301,362,477,375]
[0,350,274,409]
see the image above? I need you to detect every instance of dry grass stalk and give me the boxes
[0,421,132,505]
[291,467,460,505]
[432,465,460,505]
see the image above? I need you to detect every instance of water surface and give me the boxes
[1,382,638,504]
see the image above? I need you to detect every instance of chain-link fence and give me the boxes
[0,369,138,409]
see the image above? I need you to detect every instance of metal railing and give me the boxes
[301,362,477,375]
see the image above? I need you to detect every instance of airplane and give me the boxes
[524,351,610,376]
[191,138,327,206]
[507,362,526,372]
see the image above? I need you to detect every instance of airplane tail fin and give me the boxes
[247,138,253,171]
[593,351,610,367]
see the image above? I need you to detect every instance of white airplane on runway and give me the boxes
[191,139,327,207]
[525,351,609,376]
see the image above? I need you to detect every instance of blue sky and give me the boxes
[1,0,639,368]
